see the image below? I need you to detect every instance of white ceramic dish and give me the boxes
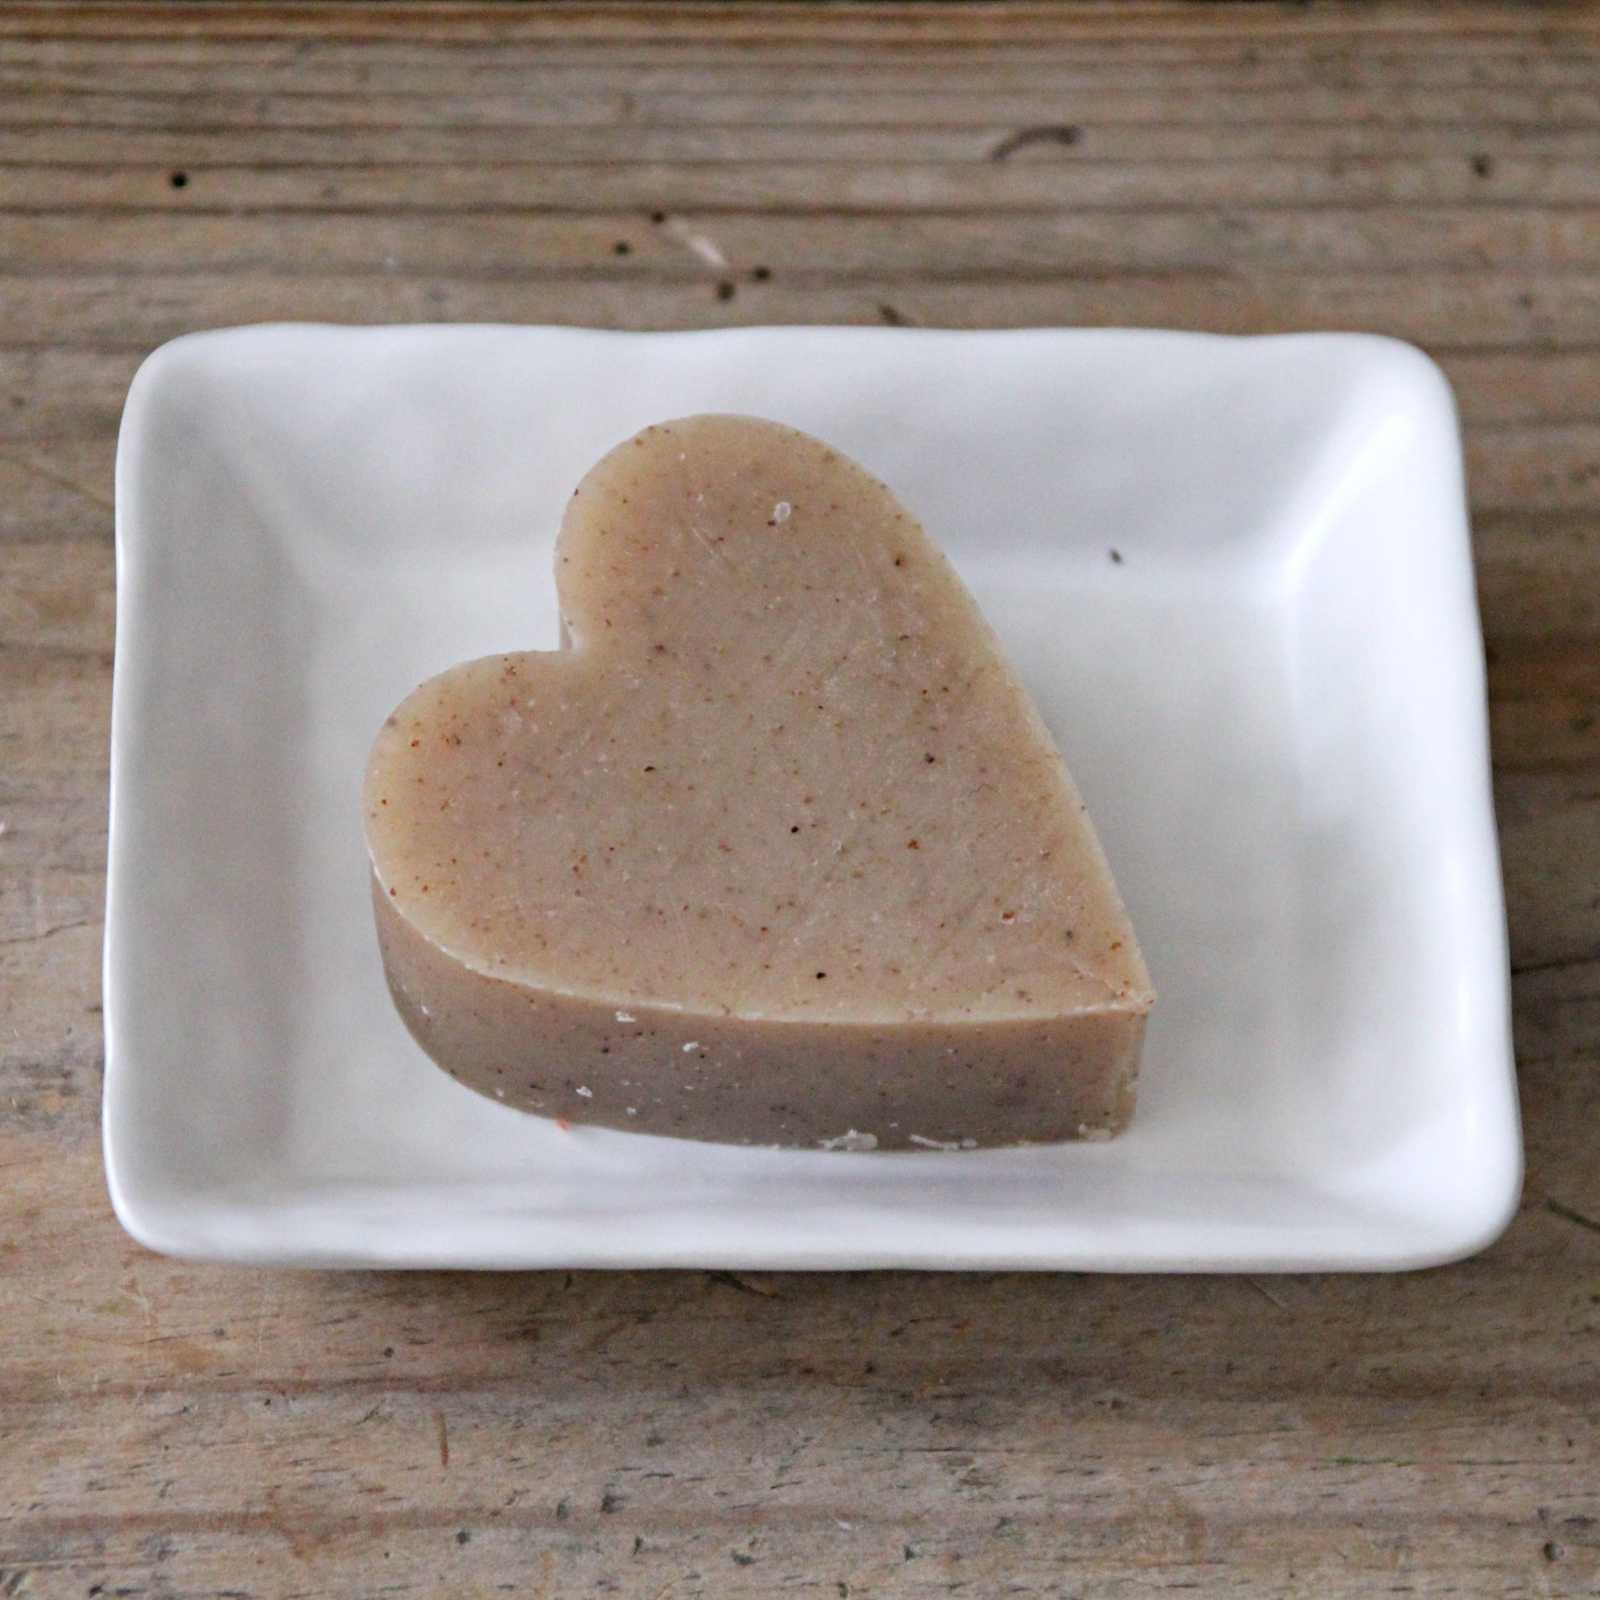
[105,325,1520,1271]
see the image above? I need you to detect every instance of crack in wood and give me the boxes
[988,124,1083,162]
[0,917,100,948]
[1547,1197,1600,1235]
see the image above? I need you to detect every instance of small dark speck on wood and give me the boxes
[435,1410,449,1469]
[878,302,918,328]
[990,124,1082,162]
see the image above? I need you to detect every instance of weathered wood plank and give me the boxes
[5,48,1600,96]
[10,82,1600,132]
[8,118,1600,168]
[8,207,1600,279]
[0,1,1595,45]
[5,155,1600,214]
[4,270,1600,354]
[0,1511,1587,1600]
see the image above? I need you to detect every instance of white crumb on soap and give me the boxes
[772,501,792,523]
[819,1129,878,1152]
[626,1107,638,1116]
[419,1004,431,1018]
[836,1520,853,1532]
[1076,1123,1113,1142]
[494,1088,505,1099]
[909,1134,971,1152]
[575,1086,593,1099]
[682,1041,700,1052]
[615,1010,636,1023]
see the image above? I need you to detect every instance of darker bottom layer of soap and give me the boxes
[375,878,1144,1150]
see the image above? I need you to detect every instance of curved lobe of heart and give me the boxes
[364,416,1152,1149]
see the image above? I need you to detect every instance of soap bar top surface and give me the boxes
[364,415,1151,1026]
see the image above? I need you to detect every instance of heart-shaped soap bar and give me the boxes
[365,416,1152,1150]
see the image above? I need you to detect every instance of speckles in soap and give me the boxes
[364,415,1152,1147]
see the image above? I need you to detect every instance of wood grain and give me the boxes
[1,5,1597,1598]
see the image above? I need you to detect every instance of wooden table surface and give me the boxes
[3,4,1599,1596]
